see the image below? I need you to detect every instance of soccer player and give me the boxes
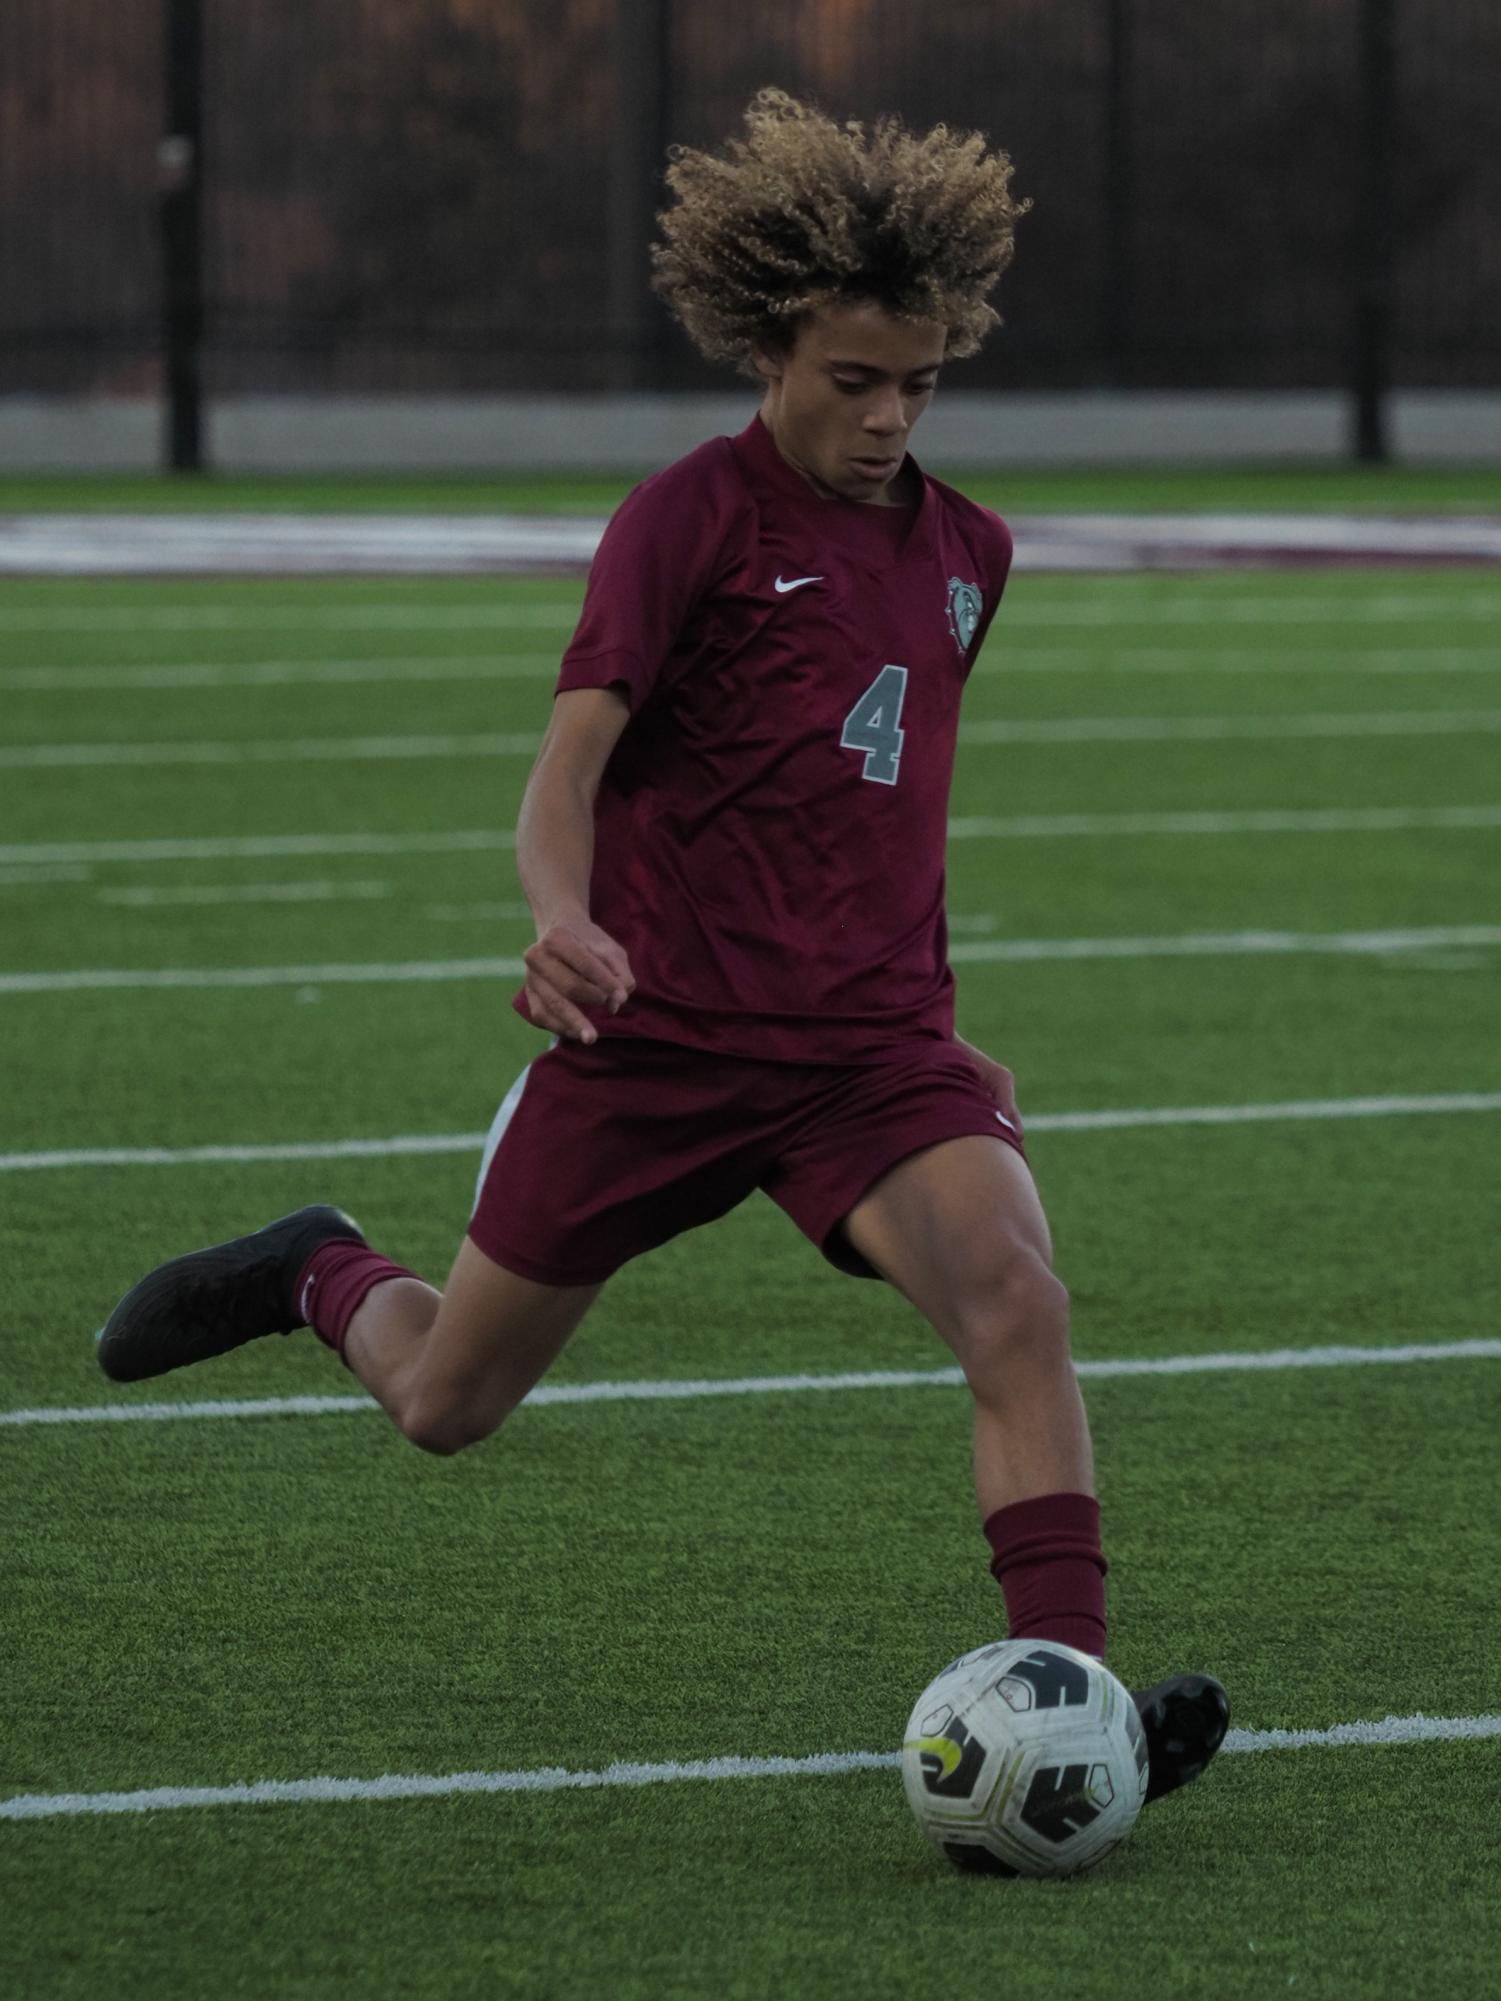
[100,91,1227,1809]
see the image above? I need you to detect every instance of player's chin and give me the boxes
[841,455,903,496]
[836,458,892,494]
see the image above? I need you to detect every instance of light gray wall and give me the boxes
[3,391,1500,474]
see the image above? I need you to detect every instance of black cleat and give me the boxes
[1133,1673,1231,1804]
[97,1205,366,1383]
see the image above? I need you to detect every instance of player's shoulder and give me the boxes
[923,471,1014,585]
[611,433,748,528]
[592,436,751,586]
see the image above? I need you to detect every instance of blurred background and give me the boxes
[1,0,1498,468]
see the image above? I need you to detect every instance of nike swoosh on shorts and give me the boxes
[774,575,823,593]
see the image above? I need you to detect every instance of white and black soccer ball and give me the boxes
[901,1639,1148,1878]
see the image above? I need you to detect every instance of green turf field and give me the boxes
[1,462,1499,514]
[3,559,1500,1999]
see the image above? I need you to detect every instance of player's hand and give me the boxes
[523,918,636,1045]
[954,1036,1023,1137]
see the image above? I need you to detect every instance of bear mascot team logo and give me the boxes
[946,576,983,654]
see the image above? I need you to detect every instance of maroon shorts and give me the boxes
[467,1035,1025,1288]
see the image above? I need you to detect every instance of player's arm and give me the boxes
[516,684,636,1045]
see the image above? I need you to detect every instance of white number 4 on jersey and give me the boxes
[840,664,908,786]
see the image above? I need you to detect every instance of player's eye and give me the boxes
[832,376,871,395]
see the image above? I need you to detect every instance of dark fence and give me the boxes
[1,0,1497,439]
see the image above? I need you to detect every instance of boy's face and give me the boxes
[753,300,946,503]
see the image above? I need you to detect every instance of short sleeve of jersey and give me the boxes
[556,441,746,712]
[967,511,1015,662]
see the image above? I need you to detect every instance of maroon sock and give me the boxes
[294,1241,421,1365]
[983,1491,1109,1658]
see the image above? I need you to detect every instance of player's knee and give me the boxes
[955,1247,1070,1384]
[398,1395,498,1458]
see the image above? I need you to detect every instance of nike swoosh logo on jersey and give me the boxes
[774,574,824,593]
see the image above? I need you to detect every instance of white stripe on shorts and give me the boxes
[472,1044,555,1214]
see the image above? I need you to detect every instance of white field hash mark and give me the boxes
[3,1712,1499,1823]
[9,709,1501,767]
[5,1338,1500,1432]
[6,802,1501,872]
[3,1093,1501,1176]
[4,925,1500,995]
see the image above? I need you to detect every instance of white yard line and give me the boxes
[0,655,559,692]
[3,590,1501,634]
[0,863,94,886]
[999,647,1501,675]
[3,647,1499,696]
[3,804,1500,873]
[0,831,516,867]
[960,709,1501,745]
[95,889,523,920]
[0,732,540,769]
[5,1338,1499,1432]
[0,956,525,994]
[8,709,1501,769]
[1030,1092,1501,1132]
[0,603,582,633]
[2,1091,1498,1175]
[1002,595,1501,626]
[422,900,532,922]
[3,1710,1497,1822]
[4,924,1499,996]
[96,880,392,909]
[949,923,1501,963]
[945,805,1501,838]
[0,1132,481,1173]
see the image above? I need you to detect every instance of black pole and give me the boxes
[1102,0,1135,388]
[160,0,205,472]
[1352,0,1397,463]
[608,0,672,389]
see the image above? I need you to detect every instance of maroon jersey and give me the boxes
[515,415,1013,1063]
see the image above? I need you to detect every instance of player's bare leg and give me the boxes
[341,1239,602,1455]
[99,1208,601,1458]
[842,1134,1227,1800]
[843,1132,1103,1653]
[841,1134,1090,1517]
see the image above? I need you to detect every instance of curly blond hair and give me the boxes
[651,88,1028,370]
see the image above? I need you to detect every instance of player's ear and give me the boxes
[749,343,783,385]
[749,316,801,385]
